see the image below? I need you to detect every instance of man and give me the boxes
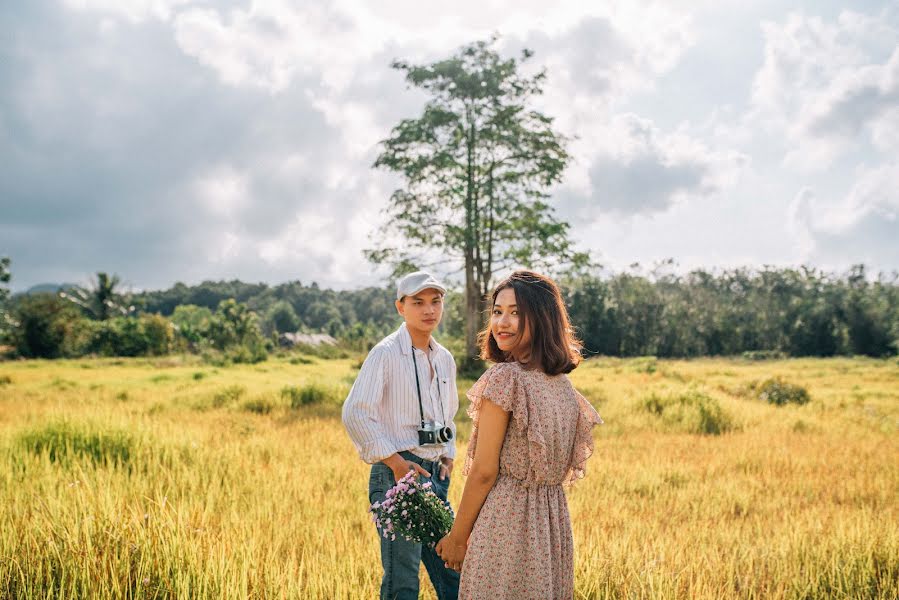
[342,271,460,600]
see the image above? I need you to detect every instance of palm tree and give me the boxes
[61,272,133,320]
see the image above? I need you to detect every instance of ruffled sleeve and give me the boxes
[466,362,521,419]
[462,363,524,476]
[563,390,604,486]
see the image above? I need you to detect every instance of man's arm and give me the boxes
[341,349,396,463]
[342,348,431,481]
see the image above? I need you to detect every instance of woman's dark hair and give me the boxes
[479,270,582,375]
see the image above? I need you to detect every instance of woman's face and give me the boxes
[491,287,531,358]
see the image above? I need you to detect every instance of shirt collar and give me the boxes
[398,322,435,356]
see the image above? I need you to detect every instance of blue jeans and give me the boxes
[368,451,460,600]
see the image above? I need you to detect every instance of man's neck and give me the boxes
[407,325,432,351]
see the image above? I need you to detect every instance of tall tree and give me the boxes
[369,38,587,366]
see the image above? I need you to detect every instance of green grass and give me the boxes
[0,354,897,598]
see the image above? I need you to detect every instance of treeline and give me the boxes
[0,272,401,362]
[564,264,897,358]
[131,280,398,337]
[0,262,896,361]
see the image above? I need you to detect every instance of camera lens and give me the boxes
[439,426,454,443]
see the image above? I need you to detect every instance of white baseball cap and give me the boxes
[396,271,447,300]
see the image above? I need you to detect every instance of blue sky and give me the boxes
[2,0,897,292]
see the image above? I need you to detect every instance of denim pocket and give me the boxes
[368,464,392,505]
[432,472,450,501]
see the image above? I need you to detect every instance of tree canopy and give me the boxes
[368,38,588,365]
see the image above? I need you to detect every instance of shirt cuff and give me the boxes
[360,438,397,465]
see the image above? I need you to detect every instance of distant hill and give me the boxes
[22,283,78,295]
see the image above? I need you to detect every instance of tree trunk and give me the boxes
[464,252,480,365]
[462,104,480,370]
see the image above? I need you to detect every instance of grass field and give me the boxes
[0,353,897,599]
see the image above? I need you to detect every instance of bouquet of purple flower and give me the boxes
[369,471,454,547]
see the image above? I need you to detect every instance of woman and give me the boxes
[436,270,603,599]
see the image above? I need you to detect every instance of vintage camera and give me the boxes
[418,421,454,445]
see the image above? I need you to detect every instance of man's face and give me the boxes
[396,288,444,333]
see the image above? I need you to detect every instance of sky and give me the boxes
[1,0,898,292]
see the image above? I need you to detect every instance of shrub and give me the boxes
[630,356,658,374]
[9,294,81,358]
[242,395,275,415]
[741,350,787,361]
[281,383,341,408]
[17,421,134,467]
[212,385,246,407]
[755,378,810,406]
[289,342,348,360]
[226,342,267,364]
[140,314,175,355]
[0,375,11,386]
[71,315,175,357]
[641,389,734,435]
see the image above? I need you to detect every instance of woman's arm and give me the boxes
[436,398,510,570]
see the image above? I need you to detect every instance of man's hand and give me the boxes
[436,532,466,572]
[439,457,454,481]
[382,453,430,482]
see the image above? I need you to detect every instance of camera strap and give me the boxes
[411,345,445,428]
[411,348,426,427]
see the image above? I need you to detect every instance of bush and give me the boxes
[755,378,810,406]
[17,421,134,467]
[641,389,734,435]
[289,342,349,360]
[140,314,175,355]
[241,395,275,415]
[264,301,301,335]
[212,385,246,407]
[71,315,175,357]
[226,341,267,364]
[629,356,658,374]
[281,383,341,408]
[741,350,787,361]
[9,294,81,358]
[0,375,11,386]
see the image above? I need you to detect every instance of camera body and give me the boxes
[418,420,453,445]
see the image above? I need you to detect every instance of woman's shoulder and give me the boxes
[487,360,523,373]
[479,360,526,383]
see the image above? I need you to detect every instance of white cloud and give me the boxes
[561,113,748,217]
[790,163,899,266]
[193,165,250,218]
[62,0,193,23]
[751,10,899,170]
[871,105,899,152]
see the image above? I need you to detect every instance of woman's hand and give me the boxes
[435,533,467,573]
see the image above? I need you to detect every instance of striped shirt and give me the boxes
[342,323,458,464]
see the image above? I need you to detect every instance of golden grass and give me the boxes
[0,354,896,598]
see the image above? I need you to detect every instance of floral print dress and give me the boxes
[459,361,603,600]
